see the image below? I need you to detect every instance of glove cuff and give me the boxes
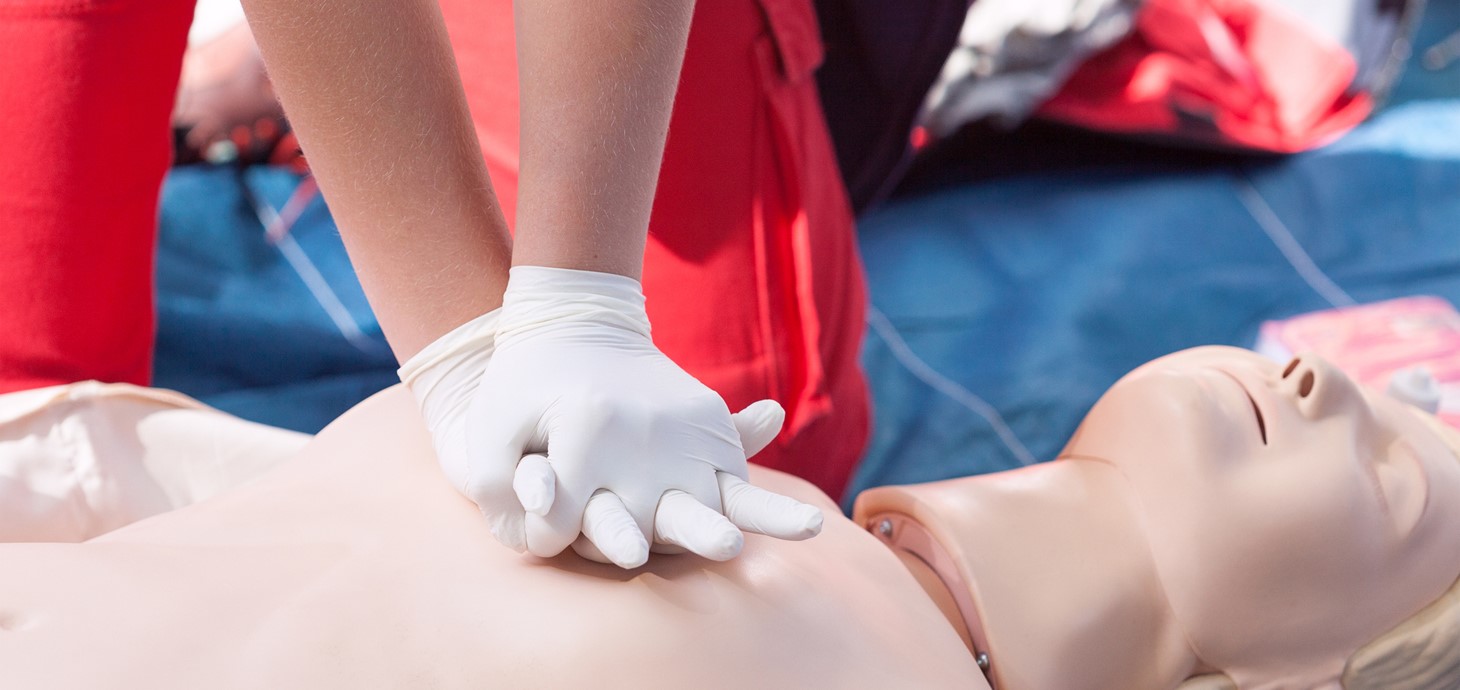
[497,266,652,342]
[398,308,501,423]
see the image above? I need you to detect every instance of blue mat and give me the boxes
[155,167,397,432]
[846,1,1460,506]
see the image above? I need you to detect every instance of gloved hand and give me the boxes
[398,308,501,495]
[403,266,821,569]
[516,396,825,566]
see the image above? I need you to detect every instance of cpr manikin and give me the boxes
[4,347,1460,689]
[857,346,1460,689]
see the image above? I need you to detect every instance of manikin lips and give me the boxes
[1217,370,1268,445]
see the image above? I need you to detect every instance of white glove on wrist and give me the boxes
[398,308,501,494]
[463,266,822,568]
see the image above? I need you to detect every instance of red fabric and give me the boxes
[440,0,871,499]
[0,0,193,393]
[1038,0,1372,152]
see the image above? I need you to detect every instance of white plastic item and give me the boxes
[0,382,308,543]
[1389,366,1443,415]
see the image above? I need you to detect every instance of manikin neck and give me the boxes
[865,460,1200,689]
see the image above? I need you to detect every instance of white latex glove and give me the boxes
[398,308,501,494]
[519,398,826,566]
[467,266,822,568]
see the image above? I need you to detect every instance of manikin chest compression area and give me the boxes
[3,347,1460,689]
[0,386,981,689]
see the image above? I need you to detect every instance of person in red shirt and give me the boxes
[0,0,868,560]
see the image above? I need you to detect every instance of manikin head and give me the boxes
[859,346,1460,689]
[1068,346,1460,685]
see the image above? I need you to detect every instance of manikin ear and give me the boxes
[1374,440,1430,537]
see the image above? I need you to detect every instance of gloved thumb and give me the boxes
[513,454,556,516]
[730,399,784,459]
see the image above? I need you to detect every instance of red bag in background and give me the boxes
[1037,0,1415,152]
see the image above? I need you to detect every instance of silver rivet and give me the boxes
[975,652,990,670]
[877,519,894,538]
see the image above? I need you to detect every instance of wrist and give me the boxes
[398,308,500,422]
[497,266,652,343]
[508,229,645,282]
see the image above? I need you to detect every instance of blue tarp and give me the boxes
[155,169,397,432]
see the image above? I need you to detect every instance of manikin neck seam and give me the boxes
[865,511,994,685]
[1054,453,1214,680]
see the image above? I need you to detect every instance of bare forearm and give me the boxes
[241,0,511,361]
[511,0,696,279]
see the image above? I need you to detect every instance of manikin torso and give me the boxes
[3,346,1459,689]
[0,386,982,689]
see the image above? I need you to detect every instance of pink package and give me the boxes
[1254,296,1460,428]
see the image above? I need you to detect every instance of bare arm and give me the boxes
[511,0,695,279]
[240,0,511,361]
[240,0,694,361]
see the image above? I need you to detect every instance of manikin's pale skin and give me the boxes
[3,346,1460,688]
[0,386,982,689]
[858,346,1460,689]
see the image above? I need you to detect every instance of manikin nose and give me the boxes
[1276,354,1363,420]
[1278,356,1318,400]
[1276,354,1343,420]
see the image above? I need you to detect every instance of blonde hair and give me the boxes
[1340,575,1460,688]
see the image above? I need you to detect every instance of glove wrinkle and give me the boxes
[398,310,501,494]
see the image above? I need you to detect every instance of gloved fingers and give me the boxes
[716,472,823,541]
[512,454,556,516]
[648,542,687,556]
[523,483,586,559]
[469,491,528,552]
[580,490,650,569]
[652,489,744,561]
[521,431,597,558]
[576,529,688,560]
[730,399,785,459]
[463,424,531,553]
[569,534,614,565]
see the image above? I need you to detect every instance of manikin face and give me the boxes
[1060,346,1460,686]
